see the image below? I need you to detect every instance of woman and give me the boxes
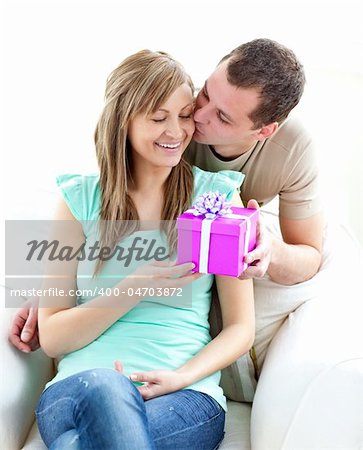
[36,50,254,450]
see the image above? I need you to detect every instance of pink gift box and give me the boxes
[177,206,259,277]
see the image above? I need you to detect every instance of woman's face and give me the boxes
[128,83,195,170]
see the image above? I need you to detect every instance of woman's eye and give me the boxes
[180,114,193,120]
[152,118,166,123]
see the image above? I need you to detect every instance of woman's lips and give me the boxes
[155,142,182,152]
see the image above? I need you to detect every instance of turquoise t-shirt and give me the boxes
[46,166,244,411]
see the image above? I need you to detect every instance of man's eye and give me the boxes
[201,88,209,100]
[217,113,228,124]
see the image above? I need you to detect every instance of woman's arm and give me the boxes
[38,198,139,357]
[177,190,255,379]
[39,199,201,358]
[176,275,254,383]
[130,274,254,399]
[130,190,255,398]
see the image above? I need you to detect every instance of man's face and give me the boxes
[193,61,263,158]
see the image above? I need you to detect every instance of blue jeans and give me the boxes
[36,369,225,450]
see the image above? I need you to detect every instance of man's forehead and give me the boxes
[205,63,260,121]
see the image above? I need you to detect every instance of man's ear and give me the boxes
[255,122,279,141]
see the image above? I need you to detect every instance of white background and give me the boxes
[2,0,363,242]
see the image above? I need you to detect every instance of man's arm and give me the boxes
[240,200,324,285]
[267,212,324,285]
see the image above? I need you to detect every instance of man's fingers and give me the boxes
[239,261,268,279]
[247,199,259,210]
[8,306,40,352]
[8,330,32,353]
[21,307,38,343]
[8,334,28,352]
[9,311,29,351]
[239,267,263,280]
[28,306,39,324]
[27,335,40,352]
[245,247,264,264]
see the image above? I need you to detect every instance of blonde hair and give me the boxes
[94,50,194,273]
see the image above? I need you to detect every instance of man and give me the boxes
[186,38,323,285]
[9,40,324,399]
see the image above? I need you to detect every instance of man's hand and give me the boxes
[239,199,272,280]
[8,303,40,352]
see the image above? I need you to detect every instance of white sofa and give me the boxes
[1,189,363,449]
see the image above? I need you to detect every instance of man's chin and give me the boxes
[192,131,209,145]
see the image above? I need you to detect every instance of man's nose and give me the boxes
[193,104,209,124]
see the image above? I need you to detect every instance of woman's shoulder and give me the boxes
[56,173,101,221]
[192,166,244,200]
[56,173,99,187]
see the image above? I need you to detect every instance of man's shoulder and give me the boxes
[267,116,312,153]
[184,140,210,166]
[185,140,208,154]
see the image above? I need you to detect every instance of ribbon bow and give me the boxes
[192,191,233,219]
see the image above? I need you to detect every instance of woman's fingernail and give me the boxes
[130,374,137,381]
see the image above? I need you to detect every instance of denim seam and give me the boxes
[36,397,78,416]
[153,407,224,443]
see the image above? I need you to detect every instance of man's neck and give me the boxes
[211,141,257,161]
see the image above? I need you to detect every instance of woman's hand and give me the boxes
[114,360,189,400]
[128,260,203,291]
[130,370,189,400]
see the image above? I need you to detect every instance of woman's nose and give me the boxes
[165,120,184,139]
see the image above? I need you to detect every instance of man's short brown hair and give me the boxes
[222,38,305,128]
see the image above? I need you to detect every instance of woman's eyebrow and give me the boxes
[181,103,194,110]
[157,103,194,113]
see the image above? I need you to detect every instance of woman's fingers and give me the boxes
[114,360,124,373]
[130,372,158,400]
[148,261,196,278]
[130,372,155,383]
[134,261,203,288]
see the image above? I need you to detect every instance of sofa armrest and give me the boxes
[251,281,363,449]
[0,287,54,450]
